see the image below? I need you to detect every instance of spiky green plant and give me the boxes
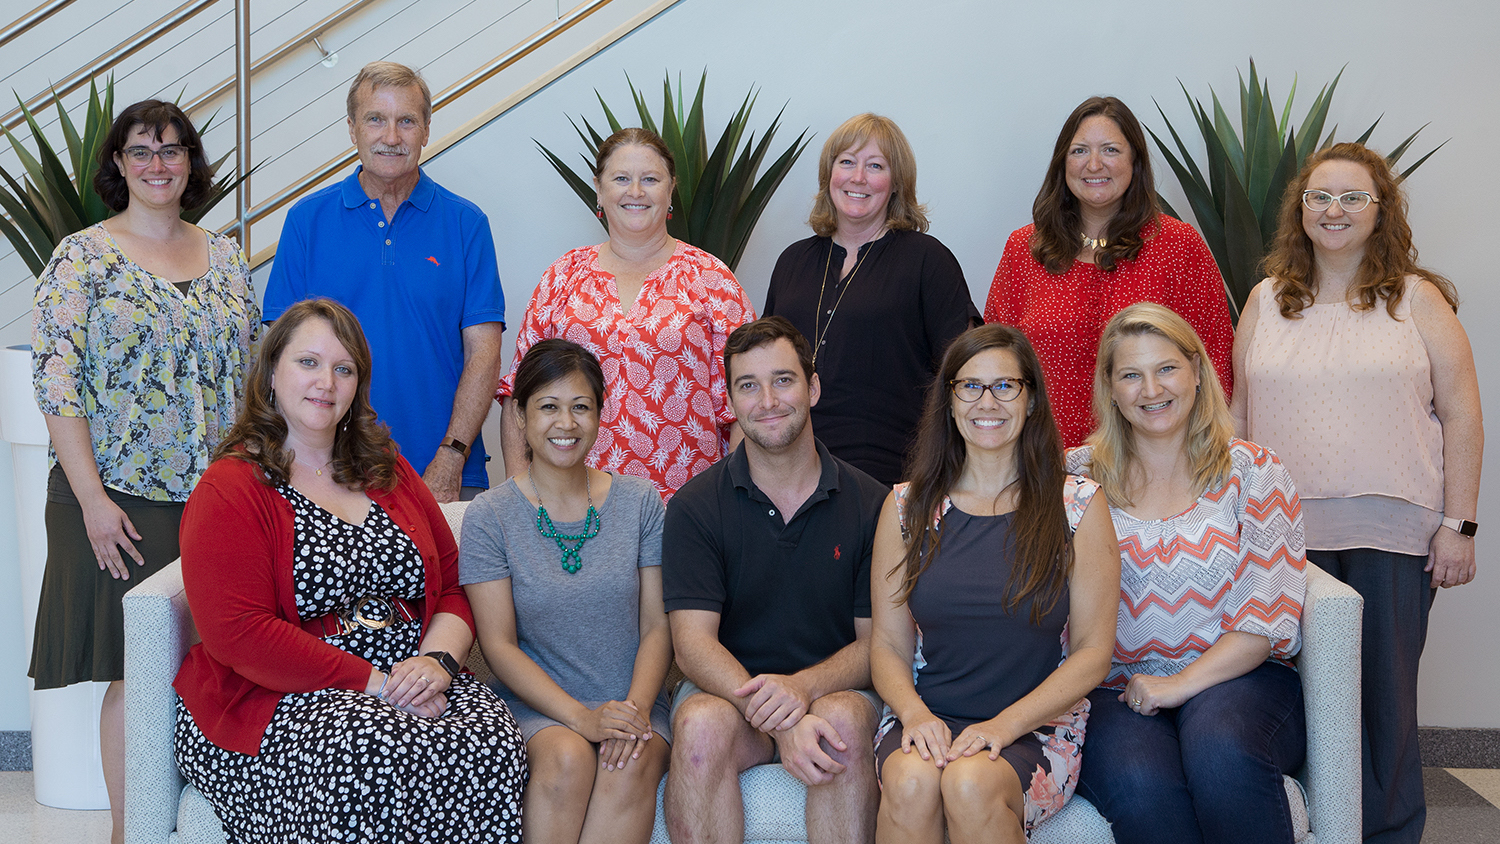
[1149,59,1445,322]
[0,76,250,277]
[537,71,810,272]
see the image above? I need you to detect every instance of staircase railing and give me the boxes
[0,0,218,133]
[227,0,624,255]
[0,0,76,52]
[1,0,680,289]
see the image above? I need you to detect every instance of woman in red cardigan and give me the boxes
[172,299,527,843]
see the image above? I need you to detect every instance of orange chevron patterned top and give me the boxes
[1067,440,1307,689]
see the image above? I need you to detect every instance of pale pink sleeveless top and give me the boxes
[1243,278,1443,554]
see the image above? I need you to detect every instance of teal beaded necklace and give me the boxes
[528,468,601,574]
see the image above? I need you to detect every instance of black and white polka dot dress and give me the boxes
[174,484,527,843]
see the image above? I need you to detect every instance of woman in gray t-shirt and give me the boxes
[461,339,671,844]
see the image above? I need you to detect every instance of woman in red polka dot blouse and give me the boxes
[983,96,1233,447]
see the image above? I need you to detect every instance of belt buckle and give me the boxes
[341,596,397,632]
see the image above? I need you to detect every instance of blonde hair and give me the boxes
[807,114,928,237]
[346,61,432,125]
[1083,303,1234,508]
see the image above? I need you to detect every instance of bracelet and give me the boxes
[439,436,472,459]
[377,672,390,699]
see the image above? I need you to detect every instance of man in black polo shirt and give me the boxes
[662,316,888,844]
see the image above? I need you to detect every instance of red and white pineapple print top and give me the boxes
[498,241,756,500]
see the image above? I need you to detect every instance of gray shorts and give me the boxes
[669,678,881,762]
[506,692,673,745]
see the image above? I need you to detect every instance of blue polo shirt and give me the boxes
[265,167,505,488]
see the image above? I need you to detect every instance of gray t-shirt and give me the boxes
[459,473,665,732]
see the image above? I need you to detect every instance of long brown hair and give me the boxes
[1030,96,1159,274]
[215,299,399,491]
[807,113,928,237]
[1083,303,1234,508]
[894,325,1073,622]
[1262,142,1457,319]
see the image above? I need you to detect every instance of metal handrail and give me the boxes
[234,0,251,258]
[0,0,217,133]
[0,0,75,51]
[222,0,616,238]
[182,0,372,118]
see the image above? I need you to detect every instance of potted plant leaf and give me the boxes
[537,71,810,272]
[0,76,251,278]
[1149,59,1444,322]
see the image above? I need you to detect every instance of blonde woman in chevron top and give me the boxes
[1064,303,1308,844]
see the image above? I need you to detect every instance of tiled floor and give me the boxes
[0,769,1497,842]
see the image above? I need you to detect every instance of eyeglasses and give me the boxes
[1301,190,1378,213]
[121,145,189,165]
[949,378,1029,403]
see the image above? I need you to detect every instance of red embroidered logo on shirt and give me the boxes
[427,256,441,267]
[834,544,841,560]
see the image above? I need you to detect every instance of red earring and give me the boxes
[667,204,674,221]
[595,204,603,219]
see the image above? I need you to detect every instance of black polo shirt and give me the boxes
[663,438,889,677]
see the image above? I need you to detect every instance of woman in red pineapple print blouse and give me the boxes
[984,96,1232,447]
[498,128,755,499]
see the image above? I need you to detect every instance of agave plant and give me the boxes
[0,76,250,277]
[538,71,810,272]
[1149,59,1445,322]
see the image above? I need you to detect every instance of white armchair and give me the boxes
[647,562,1363,844]
[122,501,477,844]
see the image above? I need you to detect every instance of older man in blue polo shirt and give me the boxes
[265,61,505,501]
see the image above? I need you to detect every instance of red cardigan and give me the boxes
[172,454,475,755]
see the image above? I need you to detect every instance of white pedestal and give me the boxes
[0,345,110,810]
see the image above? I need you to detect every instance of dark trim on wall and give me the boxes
[0,731,30,771]
[1421,728,1500,768]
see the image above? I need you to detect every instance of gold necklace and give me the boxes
[294,455,333,477]
[812,234,881,366]
[1080,231,1109,251]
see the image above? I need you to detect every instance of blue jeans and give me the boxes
[1309,548,1435,844]
[1075,661,1307,844]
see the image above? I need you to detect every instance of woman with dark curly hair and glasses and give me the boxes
[28,99,257,844]
[171,300,527,843]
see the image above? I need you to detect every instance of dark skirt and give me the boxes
[28,463,184,688]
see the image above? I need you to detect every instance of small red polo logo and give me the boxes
[833,544,841,560]
[427,256,441,266]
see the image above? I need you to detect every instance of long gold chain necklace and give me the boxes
[812,234,881,366]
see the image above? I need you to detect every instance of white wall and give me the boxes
[421,0,1499,727]
[0,0,1495,731]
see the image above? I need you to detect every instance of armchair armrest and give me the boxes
[1296,562,1364,844]
[123,560,197,843]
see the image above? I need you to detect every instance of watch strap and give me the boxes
[423,650,461,678]
[440,436,471,459]
[1441,516,1478,537]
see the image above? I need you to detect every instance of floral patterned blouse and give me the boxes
[498,241,755,500]
[32,224,259,502]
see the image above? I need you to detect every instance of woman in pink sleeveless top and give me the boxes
[1231,143,1482,844]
